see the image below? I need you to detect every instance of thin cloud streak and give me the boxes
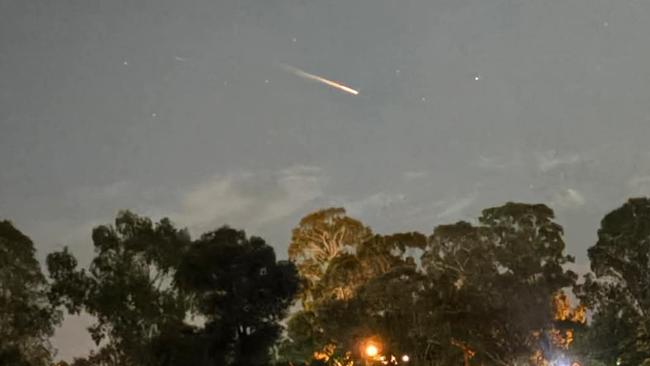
[551,188,586,209]
[172,165,327,235]
[436,192,478,220]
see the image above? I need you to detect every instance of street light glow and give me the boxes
[365,344,379,357]
[401,355,410,362]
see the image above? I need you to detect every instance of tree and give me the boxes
[479,203,577,364]
[0,220,60,366]
[343,233,428,363]
[571,293,642,366]
[575,198,650,365]
[421,203,577,365]
[421,221,498,366]
[175,226,299,366]
[49,212,298,366]
[281,204,576,366]
[529,291,587,366]
[547,291,586,352]
[281,232,426,366]
[47,211,192,366]
[288,208,373,308]
[277,310,323,364]
[588,198,650,313]
[68,345,122,366]
[352,263,429,364]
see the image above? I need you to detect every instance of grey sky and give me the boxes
[2,0,650,361]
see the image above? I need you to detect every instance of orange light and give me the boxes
[365,344,379,357]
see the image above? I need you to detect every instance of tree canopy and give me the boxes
[0,220,60,366]
[5,198,650,366]
[47,212,191,365]
[288,207,373,308]
[281,203,577,366]
[575,198,650,365]
[47,212,298,366]
[174,227,299,366]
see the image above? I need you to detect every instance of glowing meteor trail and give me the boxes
[282,64,359,95]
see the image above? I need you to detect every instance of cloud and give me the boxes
[436,192,478,220]
[252,166,326,225]
[402,170,428,181]
[476,155,521,170]
[629,175,650,186]
[174,165,326,234]
[628,175,650,195]
[477,155,507,169]
[345,192,407,217]
[536,150,582,173]
[177,172,255,229]
[67,180,131,208]
[551,188,586,209]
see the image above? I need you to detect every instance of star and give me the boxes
[151,113,157,117]
[473,75,481,81]
[292,37,297,43]
[264,79,270,84]
[123,61,128,66]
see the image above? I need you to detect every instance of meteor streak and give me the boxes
[282,64,359,95]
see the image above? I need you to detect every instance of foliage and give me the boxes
[575,198,650,365]
[282,226,426,365]
[174,226,299,366]
[47,211,191,365]
[47,212,297,366]
[9,198,646,365]
[288,208,373,308]
[545,291,586,353]
[0,220,60,366]
[420,203,577,365]
[282,203,577,366]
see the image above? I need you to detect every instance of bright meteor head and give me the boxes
[281,64,359,95]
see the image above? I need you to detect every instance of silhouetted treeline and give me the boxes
[2,199,650,366]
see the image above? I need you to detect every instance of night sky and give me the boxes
[3,0,650,360]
